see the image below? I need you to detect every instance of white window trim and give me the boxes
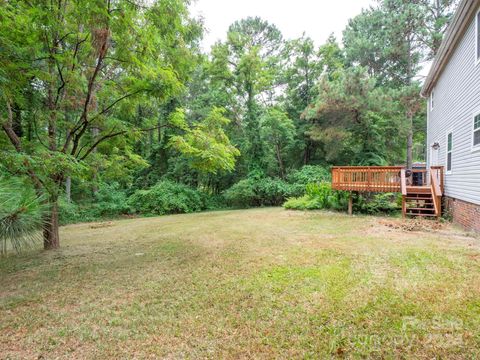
[430,89,435,111]
[472,111,480,153]
[476,9,480,66]
[446,130,453,174]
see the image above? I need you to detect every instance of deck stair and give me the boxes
[402,172,443,219]
[404,189,436,218]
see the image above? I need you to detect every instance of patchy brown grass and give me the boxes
[1,208,479,359]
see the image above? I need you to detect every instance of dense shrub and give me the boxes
[256,178,294,206]
[59,181,213,224]
[284,182,348,211]
[59,199,97,225]
[287,165,331,185]
[284,182,400,215]
[223,179,256,208]
[59,183,130,224]
[287,165,332,196]
[92,183,130,217]
[224,177,294,208]
[203,193,228,210]
[128,180,206,215]
[224,167,333,209]
[353,193,400,214]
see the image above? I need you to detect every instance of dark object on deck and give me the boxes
[412,162,426,186]
[412,171,423,186]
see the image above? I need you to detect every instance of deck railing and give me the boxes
[332,166,444,194]
[430,166,444,192]
[332,166,403,193]
[430,167,443,217]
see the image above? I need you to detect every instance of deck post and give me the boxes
[348,192,353,215]
[402,195,406,218]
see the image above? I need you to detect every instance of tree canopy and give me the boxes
[0,0,459,249]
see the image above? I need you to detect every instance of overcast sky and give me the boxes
[190,0,376,51]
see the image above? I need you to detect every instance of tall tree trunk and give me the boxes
[43,199,60,250]
[246,84,262,170]
[405,33,414,170]
[275,143,285,179]
[406,113,413,170]
[45,67,61,250]
[65,177,72,203]
[12,103,23,138]
[91,127,99,194]
[48,100,57,151]
[27,117,33,142]
[303,139,311,165]
[65,126,72,203]
[149,128,154,156]
[158,115,163,144]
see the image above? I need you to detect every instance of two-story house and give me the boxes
[422,0,480,232]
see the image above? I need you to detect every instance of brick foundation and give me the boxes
[444,197,480,233]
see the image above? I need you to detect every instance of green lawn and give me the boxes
[1,208,479,358]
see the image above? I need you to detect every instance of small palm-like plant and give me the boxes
[0,178,45,255]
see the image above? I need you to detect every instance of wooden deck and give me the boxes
[332,166,403,193]
[331,166,444,218]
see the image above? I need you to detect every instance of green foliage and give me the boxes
[58,199,97,225]
[211,17,284,170]
[318,34,346,80]
[341,0,457,166]
[92,183,130,218]
[353,193,401,214]
[281,35,325,166]
[59,183,130,224]
[128,180,206,215]
[419,0,459,59]
[343,0,436,87]
[287,165,331,195]
[223,179,256,208]
[260,108,295,177]
[0,0,204,247]
[168,107,240,174]
[224,176,294,208]
[285,182,400,215]
[0,177,44,254]
[304,67,406,166]
[344,8,404,87]
[284,182,348,211]
[203,194,228,211]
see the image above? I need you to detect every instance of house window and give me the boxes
[430,90,434,110]
[447,132,453,172]
[477,10,480,62]
[474,113,480,148]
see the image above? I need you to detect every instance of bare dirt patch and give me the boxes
[378,218,446,232]
[89,221,115,229]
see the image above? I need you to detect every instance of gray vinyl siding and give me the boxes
[426,12,480,206]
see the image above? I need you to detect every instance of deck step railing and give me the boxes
[332,166,403,193]
[430,167,443,218]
